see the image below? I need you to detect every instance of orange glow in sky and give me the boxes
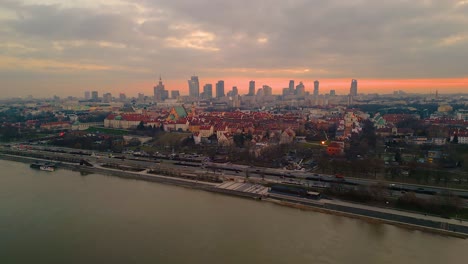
[126,77,468,96]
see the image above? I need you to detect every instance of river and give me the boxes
[0,159,467,264]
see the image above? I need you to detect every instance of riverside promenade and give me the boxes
[1,151,468,238]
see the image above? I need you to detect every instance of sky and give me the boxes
[1,0,468,98]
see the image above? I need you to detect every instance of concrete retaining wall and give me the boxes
[324,203,468,235]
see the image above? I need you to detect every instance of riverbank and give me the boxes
[266,193,468,239]
[1,152,467,238]
[0,153,262,199]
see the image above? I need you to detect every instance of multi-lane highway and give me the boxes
[3,143,468,204]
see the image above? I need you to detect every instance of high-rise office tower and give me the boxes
[330,90,336,96]
[203,84,213,98]
[232,86,238,96]
[171,90,180,99]
[248,80,255,96]
[188,76,200,98]
[84,91,90,100]
[263,85,272,96]
[103,93,112,103]
[256,88,264,97]
[313,80,319,96]
[350,79,358,96]
[295,82,305,96]
[289,80,295,93]
[216,80,225,98]
[91,91,98,100]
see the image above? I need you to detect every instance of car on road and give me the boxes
[335,173,345,179]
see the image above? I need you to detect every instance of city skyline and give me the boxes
[4,76,468,99]
[1,0,468,98]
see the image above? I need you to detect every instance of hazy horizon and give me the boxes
[1,0,468,98]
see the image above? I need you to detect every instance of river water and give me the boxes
[1,159,467,264]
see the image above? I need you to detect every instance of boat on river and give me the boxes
[39,165,55,172]
[30,162,57,171]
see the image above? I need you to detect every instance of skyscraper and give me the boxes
[216,80,225,98]
[263,85,272,96]
[256,88,264,97]
[103,93,112,103]
[91,91,98,100]
[289,80,295,93]
[295,82,305,96]
[330,90,336,96]
[232,86,238,96]
[350,79,358,96]
[203,84,213,98]
[188,76,200,98]
[313,80,319,96]
[84,91,90,100]
[171,90,180,99]
[248,81,255,96]
[154,76,167,101]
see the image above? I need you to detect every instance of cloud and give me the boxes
[0,0,467,97]
[438,34,468,46]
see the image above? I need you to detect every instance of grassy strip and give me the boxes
[86,126,129,135]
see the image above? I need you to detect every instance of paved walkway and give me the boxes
[216,182,269,195]
[328,199,468,227]
[92,163,220,186]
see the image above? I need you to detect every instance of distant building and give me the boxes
[232,86,238,96]
[104,114,161,129]
[256,88,264,97]
[248,81,255,96]
[167,105,188,121]
[456,110,468,120]
[119,93,126,101]
[203,84,213,99]
[289,80,295,94]
[280,128,295,144]
[216,80,225,98]
[451,131,468,144]
[103,93,112,103]
[330,90,336,96]
[350,79,358,96]
[84,91,90,100]
[437,104,453,112]
[171,90,180,99]
[313,80,319,96]
[231,95,241,108]
[154,76,168,101]
[91,91,98,100]
[188,76,200,98]
[295,82,305,97]
[40,121,71,131]
[327,141,345,156]
[263,85,272,96]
